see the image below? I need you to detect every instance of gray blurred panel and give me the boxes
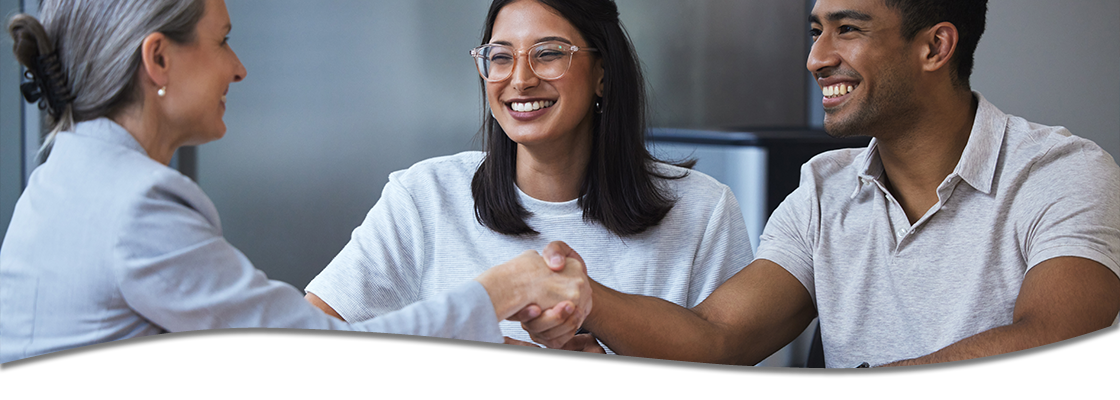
[972,0,1120,161]
[619,0,808,128]
[2,0,21,240]
[205,0,492,288]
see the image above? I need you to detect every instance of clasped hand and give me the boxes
[505,241,600,350]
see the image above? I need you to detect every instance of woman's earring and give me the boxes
[157,87,167,97]
[595,99,603,114]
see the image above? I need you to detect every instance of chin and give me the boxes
[498,120,555,143]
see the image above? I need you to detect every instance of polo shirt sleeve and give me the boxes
[754,163,820,304]
[1018,137,1120,279]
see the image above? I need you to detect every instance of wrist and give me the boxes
[476,262,528,321]
[582,278,608,331]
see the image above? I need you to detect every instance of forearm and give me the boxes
[882,314,1115,367]
[581,259,816,365]
[885,257,1120,367]
[584,280,763,365]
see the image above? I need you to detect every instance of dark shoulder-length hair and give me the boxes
[471,0,691,237]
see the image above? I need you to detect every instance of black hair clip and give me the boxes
[20,50,75,117]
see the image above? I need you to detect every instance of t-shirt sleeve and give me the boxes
[1019,138,1120,279]
[304,173,428,322]
[686,185,753,307]
[754,163,819,303]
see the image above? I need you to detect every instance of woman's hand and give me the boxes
[515,241,597,349]
[475,250,591,345]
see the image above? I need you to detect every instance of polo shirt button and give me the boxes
[897,228,908,237]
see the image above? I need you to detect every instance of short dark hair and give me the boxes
[472,0,689,236]
[884,0,987,88]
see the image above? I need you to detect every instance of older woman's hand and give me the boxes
[475,249,591,344]
[512,241,597,349]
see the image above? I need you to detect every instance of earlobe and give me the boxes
[139,33,171,89]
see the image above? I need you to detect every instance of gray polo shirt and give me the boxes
[755,93,1120,368]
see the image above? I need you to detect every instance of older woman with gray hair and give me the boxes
[0,0,590,364]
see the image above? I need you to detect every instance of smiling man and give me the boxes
[523,0,1120,367]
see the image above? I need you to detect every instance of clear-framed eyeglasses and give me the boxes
[470,41,598,82]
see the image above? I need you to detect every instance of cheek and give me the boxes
[485,84,504,112]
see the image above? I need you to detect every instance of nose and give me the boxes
[231,46,247,83]
[806,33,839,76]
[510,53,538,91]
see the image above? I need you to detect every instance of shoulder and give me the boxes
[389,151,484,189]
[649,162,739,224]
[652,162,728,200]
[787,147,868,202]
[803,147,866,181]
[1002,115,1120,187]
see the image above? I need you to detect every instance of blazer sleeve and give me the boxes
[110,169,501,343]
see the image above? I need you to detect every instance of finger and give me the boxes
[503,336,541,348]
[521,301,573,333]
[528,304,582,348]
[542,241,581,271]
[506,304,542,322]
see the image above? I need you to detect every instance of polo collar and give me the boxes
[953,92,1007,195]
[850,92,1007,198]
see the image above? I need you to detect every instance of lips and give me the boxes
[504,98,557,121]
[817,78,860,109]
[509,100,555,112]
[822,83,858,99]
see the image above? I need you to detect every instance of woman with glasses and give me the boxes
[305,0,752,352]
[0,0,591,363]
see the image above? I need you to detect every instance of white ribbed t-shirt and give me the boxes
[306,151,753,349]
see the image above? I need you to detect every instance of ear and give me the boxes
[139,32,172,90]
[919,22,959,74]
[594,58,605,97]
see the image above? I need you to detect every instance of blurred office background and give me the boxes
[3,0,1118,367]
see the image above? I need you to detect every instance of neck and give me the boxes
[110,100,184,166]
[515,128,593,203]
[875,88,977,223]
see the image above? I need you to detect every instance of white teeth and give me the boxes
[221,95,227,103]
[510,100,554,112]
[822,84,856,98]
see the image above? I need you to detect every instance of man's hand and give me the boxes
[558,333,607,354]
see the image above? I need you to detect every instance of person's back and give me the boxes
[1,122,185,361]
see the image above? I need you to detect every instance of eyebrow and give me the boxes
[490,36,573,46]
[809,10,873,25]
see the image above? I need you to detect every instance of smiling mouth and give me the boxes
[508,100,556,112]
[822,83,858,98]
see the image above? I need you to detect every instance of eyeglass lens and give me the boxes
[475,43,573,81]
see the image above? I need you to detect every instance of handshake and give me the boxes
[474,241,599,352]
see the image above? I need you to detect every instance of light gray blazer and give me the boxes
[0,118,501,363]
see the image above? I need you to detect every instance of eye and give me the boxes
[534,49,564,62]
[809,27,822,40]
[839,25,859,34]
[489,53,514,64]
